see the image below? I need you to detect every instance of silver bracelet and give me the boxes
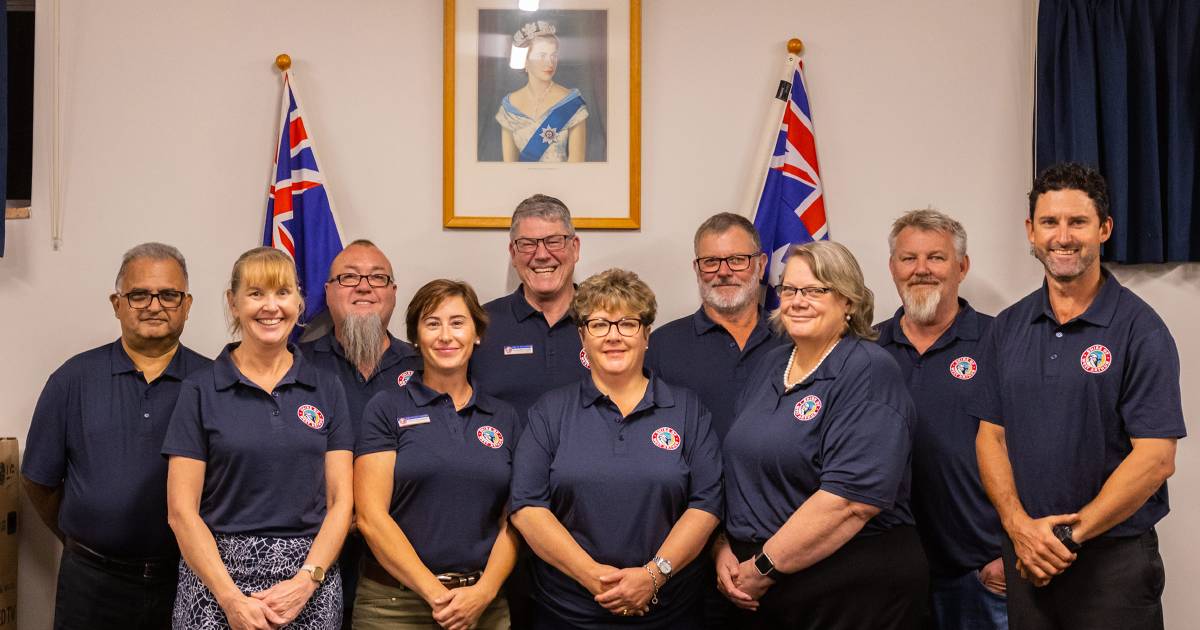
[643,565,660,605]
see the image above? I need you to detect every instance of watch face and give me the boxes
[655,557,672,575]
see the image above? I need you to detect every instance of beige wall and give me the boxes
[1,0,1194,627]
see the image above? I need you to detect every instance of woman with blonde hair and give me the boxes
[164,247,353,629]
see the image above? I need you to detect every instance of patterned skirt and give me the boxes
[173,534,342,629]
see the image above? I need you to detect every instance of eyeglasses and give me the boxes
[694,253,759,273]
[512,234,572,254]
[116,290,187,310]
[327,273,393,288]
[774,285,834,301]
[582,317,644,337]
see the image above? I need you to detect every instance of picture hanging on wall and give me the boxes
[443,0,641,229]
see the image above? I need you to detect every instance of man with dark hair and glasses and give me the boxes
[645,212,787,629]
[299,238,421,627]
[23,242,211,630]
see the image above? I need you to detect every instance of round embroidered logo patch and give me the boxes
[949,356,978,380]
[579,349,591,370]
[651,427,681,450]
[476,425,504,449]
[297,404,325,430]
[396,370,414,387]
[794,395,822,422]
[1081,344,1112,374]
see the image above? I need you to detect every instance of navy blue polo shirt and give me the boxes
[22,341,211,557]
[510,374,723,627]
[967,273,1186,538]
[646,307,788,441]
[299,331,421,430]
[876,300,1003,576]
[162,344,354,537]
[471,286,590,419]
[723,336,916,544]
[356,372,517,574]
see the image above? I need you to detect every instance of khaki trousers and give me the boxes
[352,575,511,630]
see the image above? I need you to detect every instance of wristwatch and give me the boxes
[652,556,673,580]
[1052,524,1081,553]
[301,564,326,583]
[753,549,777,578]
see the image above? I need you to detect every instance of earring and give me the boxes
[845,314,851,321]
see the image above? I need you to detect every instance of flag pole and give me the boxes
[740,38,805,219]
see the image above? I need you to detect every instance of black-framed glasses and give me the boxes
[694,253,760,273]
[582,317,644,337]
[512,234,572,254]
[327,273,393,288]
[774,285,834,301]
[116,290,187,309]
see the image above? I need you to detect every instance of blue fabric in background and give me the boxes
[1,0,9,257]
[1035,0,1200,263]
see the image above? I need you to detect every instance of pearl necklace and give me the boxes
[528,81,554,119]
[783,338,841,389]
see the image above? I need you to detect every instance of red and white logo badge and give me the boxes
[579,349,591,370]
[949,356,978,380]
[297,404,325,430]
[396,370,414,387]
[651,427,681,450]
[1081,344,1112,374]
[476,425,504,449]
[794,395,822,422]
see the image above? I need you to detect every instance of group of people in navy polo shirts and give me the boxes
[23,163,1184,630]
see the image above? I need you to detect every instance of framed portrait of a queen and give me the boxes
[443,0,641,228]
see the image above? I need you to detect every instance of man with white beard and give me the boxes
[300,238,420,628]
[874,209,1007,629]
[646,212,788,443]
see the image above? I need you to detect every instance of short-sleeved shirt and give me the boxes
[967,273,1186,537]
[876,300,1003,576]
[646,307,789,441]
[471,286,590,419]
[723,336,916,543]
[510,374,723,628]
[22,340,211,558]
[162,343,354,537]
[356,373,518,574]
[299,331,421,430]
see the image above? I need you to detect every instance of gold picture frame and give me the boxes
[443,0,641,229]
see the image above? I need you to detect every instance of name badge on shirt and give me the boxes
[504,345,534,356]
[397,415,431,429]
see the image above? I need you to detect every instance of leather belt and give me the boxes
[362,556,481,590]
[65,538,178,579]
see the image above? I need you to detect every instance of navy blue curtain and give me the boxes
[0,1,8,257]
[1035,0,1200,263]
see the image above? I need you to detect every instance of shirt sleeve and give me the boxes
[21,369,72,487]
[1119,327,1187,439]
[818,400,911,510]
[509,401,556,512]
[161,381,209,461]
[325,377,355,452]
[683,398,723,519]
[966,323,1004,426]
[356,392,399,457]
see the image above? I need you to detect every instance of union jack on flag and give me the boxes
[753,60,829,309]
[263,72,343,329]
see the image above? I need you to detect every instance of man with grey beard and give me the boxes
[300,238,420,628]
[875,209,1006,629]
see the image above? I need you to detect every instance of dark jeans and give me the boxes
[731,525,929,630]
[1001,529,1165,630]
[53,546,177,630]
[930,568,1008,630]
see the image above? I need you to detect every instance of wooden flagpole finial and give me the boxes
[787,39,804,55]
[275,54,292,72]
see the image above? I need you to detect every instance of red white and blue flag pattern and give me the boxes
[263,73,343,329]
[753,61,829,308]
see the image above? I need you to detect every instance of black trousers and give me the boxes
[53,546,177,630]
[1001,529,1165,630]
[730,525,929,630]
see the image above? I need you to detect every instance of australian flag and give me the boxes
[753,60,829,309]
[263,72,343,329]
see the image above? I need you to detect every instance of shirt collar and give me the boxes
[405,372,494,414]
[579,370,676,414]
[876,298,982,350]
[772,334,858,397]
[509,284,578,326]
[213,342,315,391]
[1032,269,1120,327]
[109,339,191,380]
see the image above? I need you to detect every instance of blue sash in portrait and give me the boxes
[518,92,585,162]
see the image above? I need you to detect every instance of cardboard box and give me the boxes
[0,438,18,628]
